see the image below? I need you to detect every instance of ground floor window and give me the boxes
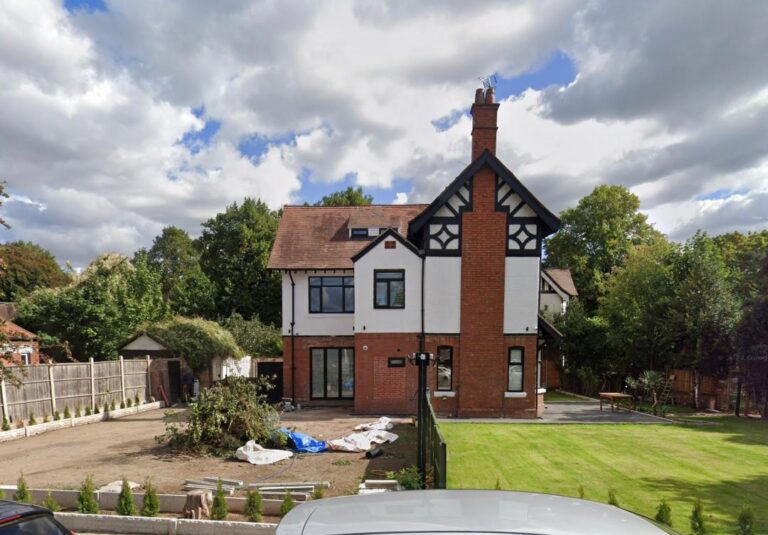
[537,349,543,389]
[508,347,524,392]
[311,348,354,399]
[436,346,453,391]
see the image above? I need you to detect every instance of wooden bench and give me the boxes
[599,392,632,412]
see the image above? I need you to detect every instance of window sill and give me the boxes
[504,392,527,398]
[537,388,547,395]
[433,391,455,398]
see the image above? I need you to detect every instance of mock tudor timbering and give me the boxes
[268,88,573,418]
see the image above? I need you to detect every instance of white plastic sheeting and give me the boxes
[353,416,393,432]
[327,430,398,453]
[235,440,294,465]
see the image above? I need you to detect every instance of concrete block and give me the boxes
[177,518,277,535]
[55,512,178,535]
[0,427,25,442]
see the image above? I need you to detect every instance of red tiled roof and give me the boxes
[0,320,37,341]
[268,205,428,270]
[544,268,578,296]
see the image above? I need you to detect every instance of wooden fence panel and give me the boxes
[123,359,149,402]
[4,366,52,423]
[53,363,92,414]
[94,361,122,408]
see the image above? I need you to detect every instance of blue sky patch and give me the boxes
[432,109,468,132]
[296,172,413,206]
[238,132,298,162]
[64,0,107,14]
[695,188,749,201]
[180,120,220,154]
[494,50,577,100]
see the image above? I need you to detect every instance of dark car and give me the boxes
[0,500,73,534]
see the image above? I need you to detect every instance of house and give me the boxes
[538,268,578,389]
[0,320,40,365]
[268,87,566,418]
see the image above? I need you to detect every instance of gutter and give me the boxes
[287,270,296,402]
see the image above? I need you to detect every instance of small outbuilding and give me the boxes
[119,331,188,404]
[1,320,40,365]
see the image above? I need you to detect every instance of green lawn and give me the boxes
[441,417,768,534]
[544,390,588,402]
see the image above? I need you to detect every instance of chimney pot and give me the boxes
[484,87,495,104]
[475,88,485,104]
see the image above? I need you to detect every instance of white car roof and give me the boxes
[276,490,676,535]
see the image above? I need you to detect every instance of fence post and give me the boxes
[0,377,7,422]
[119,356,126,404]
[89,357,96,411]
[146,355,152,402]
[48,363,57,415]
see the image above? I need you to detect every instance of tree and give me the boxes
[116,478,137,516]
[0,180,9,229]
[667,233,741,407]
[599,240,676,374]
[211,479,228,520]
[545,185,661,311]
[244,489,263,522]
[736,255,768,418]
[77,474,99,514]
[555,299,610,394]
[221,313,282,357]
[16,254,167,360]
[140,226,216,318]
[0,242,70,301]
[198,198,281,324]
[145,316,243,373]
[313,186,373,207]
[142,478,160,517]
[711,230,768,303]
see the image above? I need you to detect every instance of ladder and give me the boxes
[658,375,675,406]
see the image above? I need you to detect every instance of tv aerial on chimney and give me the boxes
[479,74,497,91]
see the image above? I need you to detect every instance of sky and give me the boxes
[1,0,767,267]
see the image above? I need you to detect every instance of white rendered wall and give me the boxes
[354,240,422,334]
[504,257,540,334]
[424,257,461,333]
[281,271,354,336]
[540,292,566,315]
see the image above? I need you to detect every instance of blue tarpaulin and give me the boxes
[279,427,327,453]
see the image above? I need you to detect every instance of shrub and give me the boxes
[2,417,9,431]
[280,491,295,517]
[690,499,707,535]
[126,398,133,408]
[386,466,422,490]
[54,411,60,421]
[737,506,754,535]
[141,479,160,517]
[120,401,126,409]
[311,486,324,500]
[43,489,61,512]
[43,414,50,423]
[77,475,99,514]
[14,473,31,503]
[28,413,36,426]
[116,478,137,516]
[64,406,71,419]
[494,478,502,490]
[134,393,141,405]
[578,485,585,499]
[607,490,620,507]
[210,480,228,520]
[0,489,4,499]
[106,401,113,413]
[157,376,279,456]
[84,406,91,416]
[244,489,263,522]
[654,499,672,526]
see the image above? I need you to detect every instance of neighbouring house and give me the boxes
[269,87,568,418]
[0,320,40,365]
[538,268,578,389]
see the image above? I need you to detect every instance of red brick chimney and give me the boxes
[470,87,499,160]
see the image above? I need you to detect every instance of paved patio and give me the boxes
[441,401,671,424]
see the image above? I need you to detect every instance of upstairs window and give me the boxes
[309,276,354,313]
[508,347,524,392]
[350,228,369,239]
[374,270,405,309]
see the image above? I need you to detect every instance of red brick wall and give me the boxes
[282,335,355,406]
[502,335,538,418]
[354,333,420,414]
[6,340,40,365]
[424,335,461,416]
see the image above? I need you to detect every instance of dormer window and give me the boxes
[350,228,369,239]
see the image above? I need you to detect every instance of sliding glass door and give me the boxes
[311,348,354,399]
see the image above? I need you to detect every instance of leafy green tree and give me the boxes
[142,478,160,517]
[545,185,661,310]
[555,299,610,394]
[711,230,768,303]
[313,186,373,207]
[145,316,243,373]
[198,198,281,324]
[599,240,676,374]
[210,479,228,520]
[667,233,741,407]
[77,474,99,514]
[13,473,31,503]
[735,256,768,419]
[222,313,282,356]
[16,254,167,360]
[0,181,9,229]
[139,226,216,318]
[244,489,263,522]
[0,242,70,301]
[116,478,137,516]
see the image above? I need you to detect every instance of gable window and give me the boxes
[374,270,405,309]
[311,347,354,399]
[436,346,453,391]
[309,276,354,313]
[508,347,524,392]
